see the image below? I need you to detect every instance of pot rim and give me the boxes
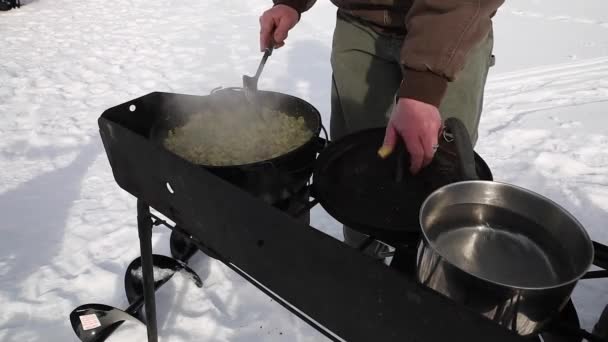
[418,180,595,291]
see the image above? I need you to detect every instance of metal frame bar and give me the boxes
[134,205,608,342]
[136,200,158,342]
[146,212,343,341]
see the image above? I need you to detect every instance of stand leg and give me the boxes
[390,244,418,277]
[137,200,158,342]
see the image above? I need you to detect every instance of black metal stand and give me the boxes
[136,200,158,342]
[96,92,537,342]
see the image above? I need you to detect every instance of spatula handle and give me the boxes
[255,45,274,79]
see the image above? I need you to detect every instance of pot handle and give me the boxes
[310,123,330,153]
[444,117,479,181]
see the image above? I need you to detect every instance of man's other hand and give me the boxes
[378,98,442,174]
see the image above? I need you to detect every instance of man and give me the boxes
[259,0,504,256]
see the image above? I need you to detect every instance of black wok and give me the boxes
[150,87,326,204]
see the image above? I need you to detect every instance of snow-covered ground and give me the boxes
[1,0,607,341]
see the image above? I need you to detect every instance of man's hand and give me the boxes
[378,98,442,174]
[259,5,299,51]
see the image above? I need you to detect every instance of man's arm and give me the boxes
[398,0,505,107]
[273,0,317,16]
[381,0,504,174]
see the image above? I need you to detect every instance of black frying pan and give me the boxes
[312,118,493,243]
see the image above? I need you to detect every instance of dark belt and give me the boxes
[337,8,407,37]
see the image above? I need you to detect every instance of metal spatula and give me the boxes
[243,46,274,117]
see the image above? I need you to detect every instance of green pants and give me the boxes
[330,11,495,254]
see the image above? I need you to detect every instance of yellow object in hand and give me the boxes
[377,145,393,159]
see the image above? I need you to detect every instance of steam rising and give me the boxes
[161,92,313,166]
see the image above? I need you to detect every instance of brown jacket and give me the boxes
[273,0,504,107]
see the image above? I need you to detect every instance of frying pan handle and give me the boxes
[443,117,479,181]
[394,139,407,182]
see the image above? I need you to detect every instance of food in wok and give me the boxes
[164,107,312,166]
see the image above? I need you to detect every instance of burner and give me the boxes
[169,185,312,261]
[271,185,312,224]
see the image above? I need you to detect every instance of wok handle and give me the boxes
[320,123,330,146]
[444,117,479,181]
[311,123,330,153]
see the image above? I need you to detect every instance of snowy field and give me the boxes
[1,0,608,341]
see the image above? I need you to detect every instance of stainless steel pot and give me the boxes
[416,180,594,335]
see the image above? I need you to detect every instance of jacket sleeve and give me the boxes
[398,0,504,107]
[273,0,317,15]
